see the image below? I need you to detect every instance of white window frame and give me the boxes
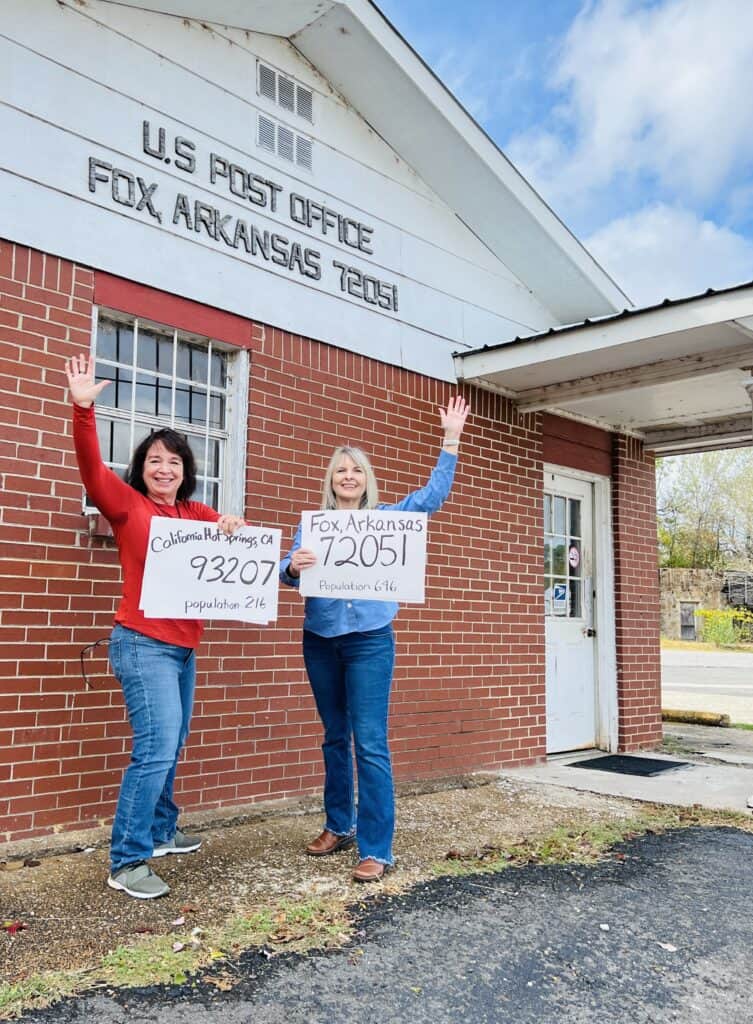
[86,305,249,517]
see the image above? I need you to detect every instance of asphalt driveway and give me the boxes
[18,826,753,1024]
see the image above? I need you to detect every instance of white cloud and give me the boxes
[585,204,753,306]
[507,0,753,211]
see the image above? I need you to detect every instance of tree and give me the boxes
[656,449,753,568]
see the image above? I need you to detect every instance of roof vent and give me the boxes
[257,61,314,123]
[257,114,313,170]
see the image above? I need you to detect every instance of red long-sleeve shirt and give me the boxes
[72,404,220,648]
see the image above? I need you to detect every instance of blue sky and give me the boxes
[377,0,753,308]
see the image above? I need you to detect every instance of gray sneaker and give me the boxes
[107,862,170,899]
[152,828,202,858]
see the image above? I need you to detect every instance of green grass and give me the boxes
[731,722,753,731]
[0,898,351,1020]
[661,637,753,653]
[431,808,753,878]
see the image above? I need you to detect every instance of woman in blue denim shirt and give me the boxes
[280,397,469,882]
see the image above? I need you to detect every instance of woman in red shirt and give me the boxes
[65,354,244,900]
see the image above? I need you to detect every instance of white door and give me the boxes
[544,472,597,753]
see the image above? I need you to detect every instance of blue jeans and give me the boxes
[303,625,396,865]
[107,624,195,873]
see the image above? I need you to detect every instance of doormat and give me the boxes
[568,754,690,777]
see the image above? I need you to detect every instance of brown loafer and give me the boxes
[352,857,390,883]
[305,829,356,857]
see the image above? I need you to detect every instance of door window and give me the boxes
[544,492,583,618]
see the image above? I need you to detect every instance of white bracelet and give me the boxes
[443,439,460,446]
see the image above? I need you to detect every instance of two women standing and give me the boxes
[66,350,468,894]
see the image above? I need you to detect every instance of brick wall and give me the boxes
[0,241,547,844]
[542,413,612,477]
[612,434,662,749]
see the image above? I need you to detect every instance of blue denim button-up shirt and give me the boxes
[280,449,458,637]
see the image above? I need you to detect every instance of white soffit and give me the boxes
[100,0,629,324]
[102,1,337,36]
[455,284,753,454]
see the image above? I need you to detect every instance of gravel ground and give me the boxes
[1,777,644,984]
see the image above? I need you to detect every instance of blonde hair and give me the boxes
[321,446,380,510]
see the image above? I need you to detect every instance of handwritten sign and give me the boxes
[140,519,281,623]
[299,509,427,603]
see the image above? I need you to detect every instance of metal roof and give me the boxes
[454,281,753,455]
[458,278,753,358]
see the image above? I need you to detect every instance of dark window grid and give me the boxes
[96,366,228,429]
[92,314,233,511]
[96,415,227,467]
[93,421,224,507]
[97,318,228,390]
[96,359,228,394]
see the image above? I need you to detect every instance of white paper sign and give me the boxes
[140,519,281,623]
[299,509,427,603]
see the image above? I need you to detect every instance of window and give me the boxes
[87,310,248,514]
[543,491,583,618]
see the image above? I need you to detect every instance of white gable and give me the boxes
[0,0,626,379]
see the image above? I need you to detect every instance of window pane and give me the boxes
[176,339,191,379]
[107,367,133,410]
[97,319,118,361]
[544,537,553,576]
[209,394,225,428]
[211,351,227,388]
[543,493,552,533]
[191,346,208,383]
[97,318,134,363]
[174,385,207,426]
[112,419,132,466]
[134,372,159,416]
[175,382,190,421]
[190,389,207,426]
[569,499,581,539]
[554,496,566,535]
[138,326,173,373]
[207,439,220,476]
[187,434,208,475]
[569,580,582,618]
[552,540,566,576]
[96,417,111,458]
[157,379,173,417]
[204,480,219,508]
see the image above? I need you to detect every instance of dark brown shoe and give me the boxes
[305,829,356,857]
[352,857,390,883]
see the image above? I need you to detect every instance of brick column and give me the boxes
[612,434,662,749]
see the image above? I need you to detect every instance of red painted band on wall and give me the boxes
[542,413,612,476]
[94,272,254,349]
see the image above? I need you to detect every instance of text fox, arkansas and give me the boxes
[308,511,424,535]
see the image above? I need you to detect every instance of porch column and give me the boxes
[612,434,663,750]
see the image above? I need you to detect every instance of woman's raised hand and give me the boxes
[65,354,110,408]
[439,395,470,442]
